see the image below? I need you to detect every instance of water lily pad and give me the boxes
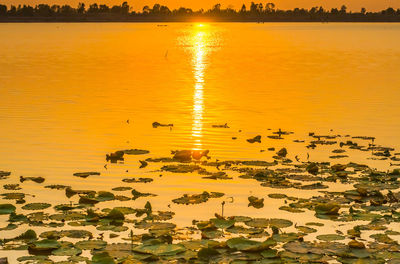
[315,203,340,215]
[112,186,132,191]
[227,237,275,251]
[131,189,156,200]
[79,196,99,204]
[161,164,202,173]
[198,247,220,260]
[1,192,25,200]
[17,256,50,262]
[52,242,82,256]
[133,243,186,256]
[91,252,116,264]
[45,184,70,190]
[20,176,45,183]
[247,135,261,143]
[261,249,278,258]
[49,212,84,222]
[172,191,216,205]
[122,177,153,183]
[248,196,264,209]
[246,218,269,228]
[3,184,21,190]
[64,230,92,239]
[210,218,235,229]
[106,209,125,220]
[22,203,51,210]
[316,234,345,241]
[75,240,107,250]
[306,222,324,227]
[0,171,11,179]
[276,148,288,157]
[201,228,223,239]
[103,207,136,215]
[28,239,61,254]
[268,218,293,228]
[268,193,287,199]
[0,223,18,231]
[279,206,304,213]
[370,234,396,244]
[123,149,150,155]
[0,204,16,214]
[272,232,301,242]
[306,163,319,175]
[73,172,100,178]
[97,191,115,201]
[296,226,317,233]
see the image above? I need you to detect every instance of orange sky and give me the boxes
[2,0,400,11]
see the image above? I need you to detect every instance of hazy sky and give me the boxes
[3,0,400,11]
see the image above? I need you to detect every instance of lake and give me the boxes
[1,23,400,262]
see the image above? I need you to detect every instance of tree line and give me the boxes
[1,2,400,22]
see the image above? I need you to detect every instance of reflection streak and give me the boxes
[191,30,206,150]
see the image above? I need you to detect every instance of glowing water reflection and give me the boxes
[191,29,207,150]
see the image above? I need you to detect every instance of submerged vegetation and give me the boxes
[1,2,400,22]
[1,126,400,263]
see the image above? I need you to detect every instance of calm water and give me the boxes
[1,22,400,260]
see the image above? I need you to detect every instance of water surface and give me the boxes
[1,22,400,260]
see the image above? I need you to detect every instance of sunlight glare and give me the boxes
[191,27,207,150]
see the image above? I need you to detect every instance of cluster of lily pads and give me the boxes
[1,130,400,263]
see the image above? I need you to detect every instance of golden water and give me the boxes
[1,22,400,260]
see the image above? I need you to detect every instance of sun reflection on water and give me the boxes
[191,29,207,150]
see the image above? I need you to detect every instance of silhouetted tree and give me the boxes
[77,2,85,14]
[60,5,74,15]
[265,3,275,13]
[99,4,109,12]
[17,5,34,16]
[240,4,246,13]
[250,2,258,13]
[361,7,366,14]
[142,5,150,14]
[0,4,7,16]
[340,5,347,14]
[35,4,52,16]
[8,5,17,15]
[88,3,99,13]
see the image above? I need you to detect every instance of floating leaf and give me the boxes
[91,252,116,264]
[210,218,235,229]
[247,135,262,143]
[268,218,293,228]
[123,149,150,155]
[73,172,100,178]
[122,178,153,183]
[22,203,51,210]
[0,204,16,214]
[227,237,275,251]
[20,176,45,183]
[133,243,186,256]
[316,234,345,241]
[268,193,287,199]
[112,186,132,191]
[3,184,21,190]
[75,240,107,250]
[28,239,61,254]
[248,196,264,209]
[1,192,25,200]
[198,247,220,260]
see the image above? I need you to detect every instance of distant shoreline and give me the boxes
[1,17,400,23]
[2,3,400,23]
